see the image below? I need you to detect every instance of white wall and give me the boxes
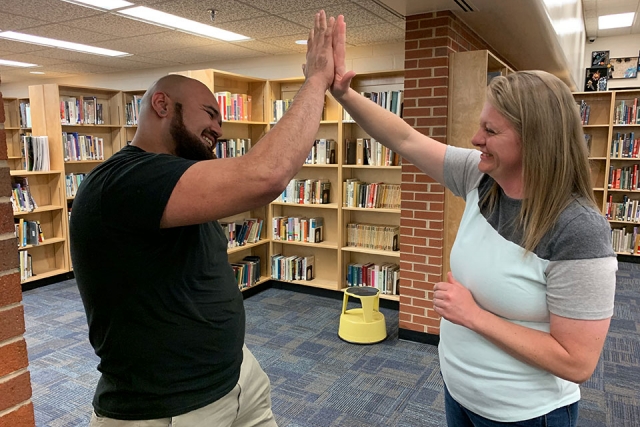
[583,34,640,90]
[0,42,404,98]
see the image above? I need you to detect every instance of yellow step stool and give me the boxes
[338,286,387,344]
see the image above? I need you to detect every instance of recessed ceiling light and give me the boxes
[30,71,46,74]
[0,58,38,67]
[62,0,133,10]
[118,6,250,41]
[295,40,307,45]
[599,12,635,30]
[0,31,130,57]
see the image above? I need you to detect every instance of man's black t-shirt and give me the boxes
[70,146,245,420]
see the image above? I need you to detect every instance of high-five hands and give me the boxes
[331,15,356,99]
[303,10,336,90]
[433,272,483,329]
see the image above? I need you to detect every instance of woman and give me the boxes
[330,16,616,426]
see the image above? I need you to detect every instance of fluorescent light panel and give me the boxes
[0,58,38,67]
[64,0,133,10]
[30,71,46,74]
[0,31,129,57]
[118,6,250,41]
[599,13,635,30]
[295,40,307,45]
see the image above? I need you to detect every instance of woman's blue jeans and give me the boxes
[444,384,579,427]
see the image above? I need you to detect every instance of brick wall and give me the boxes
[0,85,36,426]
[399,11,490,337]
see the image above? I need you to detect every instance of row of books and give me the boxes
[345,138,401,166]
[610,132,639,158]
[19,101,31,128]
[21,136,50,171]
[577,100,591,125]
[215,138,252,159]
[62,132,105,161]
[271,254,315,281]
[346,223,400,252]
[343,180,401,209]
[19,251,33,282]
[15,218,44,248]
[219,218,263,248]
[275,179,331,205]
[66,173,87,198]
[272,216,323,243]
[615,99,640,125]
[231,256,261,290]
[606,195,640,222]
[215,92,252,121]
[305,139,337,165]
[272,99,293,123]
[608,165,639,190]
[11,177,38,213]
[611,226,640,254]
[343,90,404,120]
[60,96,104,125]
[346,262,399,295]
[125,95,143,125]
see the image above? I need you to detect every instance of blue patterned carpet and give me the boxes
[22,262,640,426]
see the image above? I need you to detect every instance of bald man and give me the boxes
[70,11,341,427]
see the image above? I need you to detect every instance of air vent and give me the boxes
[454,0,477,12]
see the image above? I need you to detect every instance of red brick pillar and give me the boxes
[399,11,490,342]
[0,84,36,426]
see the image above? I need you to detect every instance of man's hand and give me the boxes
[331,14,356,100]
[433,272,483,329]
[303,10,335,90]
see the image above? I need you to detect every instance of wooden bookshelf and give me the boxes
[579,88,640,254]
[445,50,514,279]
[267,71,403,298]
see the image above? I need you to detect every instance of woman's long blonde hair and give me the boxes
[482,70,597,252]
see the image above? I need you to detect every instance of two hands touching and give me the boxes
[303,10,357,100]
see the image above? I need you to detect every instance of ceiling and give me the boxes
[0,0,637,85]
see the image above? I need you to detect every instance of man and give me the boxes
[70,11,339,426]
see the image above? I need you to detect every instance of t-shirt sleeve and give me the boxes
[443,146,484,200]
[545,209,617,320]
[101,153,197,231]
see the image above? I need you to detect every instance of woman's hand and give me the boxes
[433,272,483,329]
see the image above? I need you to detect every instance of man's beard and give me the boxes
[171,102,216,161]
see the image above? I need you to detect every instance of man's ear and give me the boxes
[150,91,169,117]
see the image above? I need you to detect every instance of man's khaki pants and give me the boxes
[89,345,278,427]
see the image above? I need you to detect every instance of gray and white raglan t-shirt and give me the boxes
[439,146,617,422]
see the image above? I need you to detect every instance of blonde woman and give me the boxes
[330,17,616,427]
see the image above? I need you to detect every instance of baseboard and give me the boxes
[398,328,440,346]
[21,271,75,292]
[268,280,399,310]
[241,280,273,299]
[617,254,640,264]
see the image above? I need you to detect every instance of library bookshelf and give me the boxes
[574,89,640,256]
[14,69,403,299]
[267,71,404,301]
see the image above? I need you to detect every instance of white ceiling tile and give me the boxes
[0,52,68,66]
[63,13,169,37]
[347,23,405,45]
[0,69,77,84]
[137,43,266,64]
[234,40,298,55]
[0,13,49,31]
[282,2,391,29]
[238,0,344,15]
[92,31,218,55]
[216,16,309,39]
[44,62,121,74]
[350,0,405,28]
[149,0,268,24]
[0,0,103,23]
[259,34,310,53]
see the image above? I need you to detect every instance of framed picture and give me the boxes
[608,57,639,79]
[591,50,610,67]
[585,68,607,91]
